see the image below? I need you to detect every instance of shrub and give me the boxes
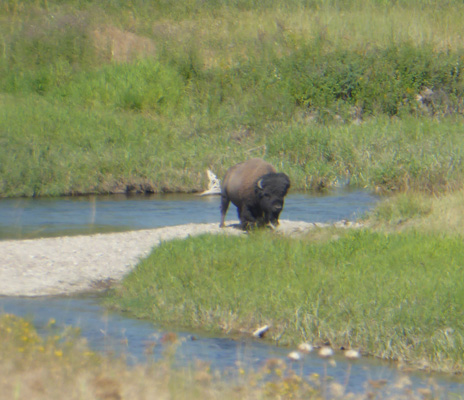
[279,44,464,120]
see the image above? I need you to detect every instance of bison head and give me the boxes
[255,173,291,226]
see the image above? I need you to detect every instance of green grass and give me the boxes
[2,92,464,196]
[106,228,464,373]
[2,1,464,196]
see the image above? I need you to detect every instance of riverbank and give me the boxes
[0,220,359,297]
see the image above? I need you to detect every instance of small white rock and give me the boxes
[344,349,361,360]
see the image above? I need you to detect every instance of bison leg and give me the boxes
[220,194,230,228]
[239,205,259,230]
[259,212,271,228]
[270,209,282,227]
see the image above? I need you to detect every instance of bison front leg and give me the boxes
[239,205,259,230]
[261,211,273,228]
[269,207,283,227]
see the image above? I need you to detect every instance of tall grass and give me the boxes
[365,188,464,236]
[2,93,463,196]
[2,0,464,196]
[106,228,464,373]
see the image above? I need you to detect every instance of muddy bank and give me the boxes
[0,220,360,297]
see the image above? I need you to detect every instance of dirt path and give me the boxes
[0,220,359,297]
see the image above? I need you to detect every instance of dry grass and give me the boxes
[81,3,464,68]
[0,314,237,400]
[93,26,157,63]
[148,3,464,69]
[365,188,464,235]
[419,190,464,234]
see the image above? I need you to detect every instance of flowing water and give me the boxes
[0,190,463,396]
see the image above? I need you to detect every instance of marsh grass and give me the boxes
[106,224,464,374]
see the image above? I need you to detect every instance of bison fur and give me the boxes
[220,158,290,230]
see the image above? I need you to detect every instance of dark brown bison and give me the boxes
[220,158,290,230]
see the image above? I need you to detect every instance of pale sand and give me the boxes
[0,220,360,297]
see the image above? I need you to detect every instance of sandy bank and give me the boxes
[0,220,360,297]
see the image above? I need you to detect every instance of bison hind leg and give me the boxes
[220,194,230,228]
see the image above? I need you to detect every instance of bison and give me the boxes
[220,158,290,230]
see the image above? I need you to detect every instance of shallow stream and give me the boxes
[1,189,375,240]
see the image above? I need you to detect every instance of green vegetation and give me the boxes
[2,0,464,196]
[106,214,464,373]
[3,100,464,196]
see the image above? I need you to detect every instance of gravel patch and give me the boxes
[0,220,361,297]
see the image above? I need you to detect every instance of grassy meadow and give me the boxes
[3,0,464,397]
[104,189,464,377]
[1,0,464,196]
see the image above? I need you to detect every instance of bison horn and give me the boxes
[257,179,264,189]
